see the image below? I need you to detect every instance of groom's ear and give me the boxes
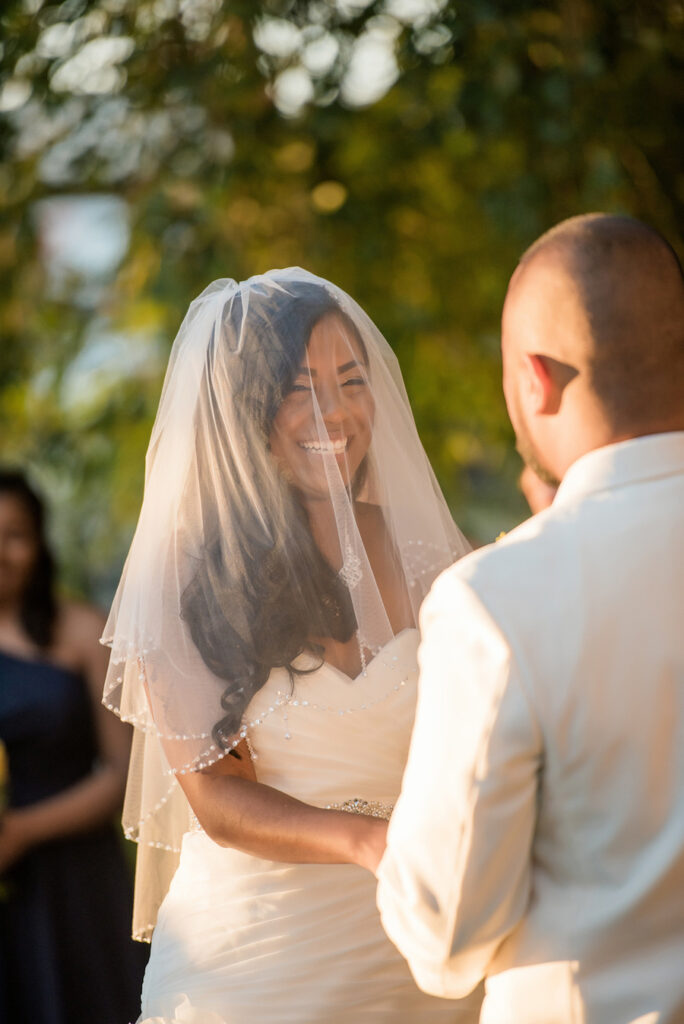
[522,353,564,415]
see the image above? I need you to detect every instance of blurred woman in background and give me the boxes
[0,470,146,1024]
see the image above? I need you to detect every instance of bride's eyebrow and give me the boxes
[337,359,362,374]
[297,360,362,377]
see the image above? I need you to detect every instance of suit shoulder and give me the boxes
[430,505,579,625]
[452,510,557,580]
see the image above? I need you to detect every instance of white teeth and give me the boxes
[299,437,348,454]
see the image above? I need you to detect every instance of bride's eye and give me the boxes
[342,377,366,387]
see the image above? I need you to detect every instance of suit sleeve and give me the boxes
[376,569,543,999]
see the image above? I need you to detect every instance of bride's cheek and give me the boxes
[359,402,375,448]
[362,394,375,428]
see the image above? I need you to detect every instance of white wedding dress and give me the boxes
[138,629,483,1023]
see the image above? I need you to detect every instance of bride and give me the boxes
[102,269,482,1023]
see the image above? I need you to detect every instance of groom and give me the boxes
[375,214,684,1023]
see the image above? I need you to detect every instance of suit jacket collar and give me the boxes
[554,431,684,506]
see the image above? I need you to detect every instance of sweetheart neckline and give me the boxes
[304,627,419,686]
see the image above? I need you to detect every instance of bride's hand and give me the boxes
[352,815,389,876]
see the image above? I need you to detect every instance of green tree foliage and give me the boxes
[0,0,682,597]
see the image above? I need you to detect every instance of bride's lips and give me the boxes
[297,436,350,455]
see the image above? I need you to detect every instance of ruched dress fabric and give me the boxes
[0,649,148,1024]
[138,629,483,1023]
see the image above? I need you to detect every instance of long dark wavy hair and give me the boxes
[0,470,58,649]
[180,278,367,748]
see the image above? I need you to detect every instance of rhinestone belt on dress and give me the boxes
[325,798,393,820]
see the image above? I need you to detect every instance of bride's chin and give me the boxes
[295,473,346,499]
[274,448,366,499]
[283,458,357,494]
[291,468,357,502]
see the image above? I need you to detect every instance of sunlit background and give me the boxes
[1,0,682,602]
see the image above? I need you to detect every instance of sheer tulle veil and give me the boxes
[101,268,470,939]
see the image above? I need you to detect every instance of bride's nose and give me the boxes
[317,383,345,423]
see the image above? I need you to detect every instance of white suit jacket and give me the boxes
[377,433,684,1024]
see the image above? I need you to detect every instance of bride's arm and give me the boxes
[176,743,387,873]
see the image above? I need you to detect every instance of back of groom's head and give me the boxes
[502,214,684,486]
[517,214,684,433]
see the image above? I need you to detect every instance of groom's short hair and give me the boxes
[518,214,684,432]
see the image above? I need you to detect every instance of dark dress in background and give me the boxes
[0,649,147,1024]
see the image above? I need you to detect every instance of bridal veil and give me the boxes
[101,268,469,939]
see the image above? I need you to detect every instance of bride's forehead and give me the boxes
[303,314,363,365]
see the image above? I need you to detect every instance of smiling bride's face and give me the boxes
[269,312,375,499]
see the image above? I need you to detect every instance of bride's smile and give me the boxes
[298,436,349,454]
